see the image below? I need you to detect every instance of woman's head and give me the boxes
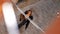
[25,10,32,16]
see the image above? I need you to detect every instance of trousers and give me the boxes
[18,19,30,29]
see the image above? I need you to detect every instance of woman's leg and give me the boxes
[25,20,30,30]
[18,20,27,29]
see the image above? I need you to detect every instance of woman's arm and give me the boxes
[19,14,25,21]
[29,16,33,20]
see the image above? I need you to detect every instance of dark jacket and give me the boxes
[18,14,33,29]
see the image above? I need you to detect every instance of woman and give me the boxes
[18,10,33,30]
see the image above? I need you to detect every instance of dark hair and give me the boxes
[24,10,32,14]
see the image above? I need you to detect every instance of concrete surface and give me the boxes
[0,0,60,34]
